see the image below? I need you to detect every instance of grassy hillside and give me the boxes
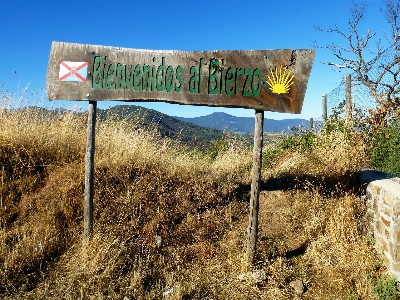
[97,105,229,150]
[0,95,398,299]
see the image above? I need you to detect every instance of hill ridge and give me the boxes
[174,112,311,133]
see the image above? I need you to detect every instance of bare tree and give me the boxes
[315,0,400,106]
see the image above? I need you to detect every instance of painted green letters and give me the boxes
[133,64,142,91]
[116,63,125,90]
[142,65,151,91]
[235,68,243,95]
[92,56,102,88]
[125,65,134,89]
[252,68,261,97]
[90,55,262,97]
[156,57,166,92]
[107,64,116,90]
[165,65,174,92]
[243,68,252,96]
[208,59,219,95]
[175,66,183,93]
[189,66,198,94]
[225,67,235,96]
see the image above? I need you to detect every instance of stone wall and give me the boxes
[359,170,400,281]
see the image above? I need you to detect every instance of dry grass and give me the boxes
[0,89,396,299]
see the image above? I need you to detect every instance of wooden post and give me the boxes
[345,74,352,124]
[84,101,97,241]
[1,166,4,208]
[246,110,264,266]
[310,117,314,131]
[322,94,327,122]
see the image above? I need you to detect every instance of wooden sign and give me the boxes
[46,42,316,266]
[47,42,315,113]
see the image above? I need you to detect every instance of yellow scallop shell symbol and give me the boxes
[266,66,294,94]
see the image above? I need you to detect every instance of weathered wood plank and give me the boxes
[84,101,96,241]
[246,110,264,266]
[46,42,315,113]
[345,74,352,124]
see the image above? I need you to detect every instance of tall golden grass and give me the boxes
[0,89,396,299]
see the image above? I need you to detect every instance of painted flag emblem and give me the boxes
[59,61,88,82]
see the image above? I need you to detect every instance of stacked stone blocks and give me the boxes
[360,170,400,281]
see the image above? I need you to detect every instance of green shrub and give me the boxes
[262,128,316,162]
[207,135,229,159]
[369,121,400,177]
[373,275,398,300]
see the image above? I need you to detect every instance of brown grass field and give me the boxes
[0,91,398,299]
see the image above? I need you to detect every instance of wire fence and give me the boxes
[325,74,380,120]
[324,44,398,120]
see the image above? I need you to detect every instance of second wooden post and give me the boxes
[84,100,97,241]
[345,74,352,124]
[246,110,264,266]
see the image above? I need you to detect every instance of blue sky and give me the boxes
[0,0,392,120]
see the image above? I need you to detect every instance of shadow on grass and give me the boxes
[238,171,362,200]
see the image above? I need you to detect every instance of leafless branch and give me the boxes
[315,0,400,104]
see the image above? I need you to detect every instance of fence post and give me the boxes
[84,101,97,241]
[345,74,352,124]
[310,118,314,131]
[322,94,327,122]
[246,110,264,267]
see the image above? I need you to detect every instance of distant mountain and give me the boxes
[175,112,311,133]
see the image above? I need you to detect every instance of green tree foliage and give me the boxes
[262,127,317,163]
[369,121,400,176]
